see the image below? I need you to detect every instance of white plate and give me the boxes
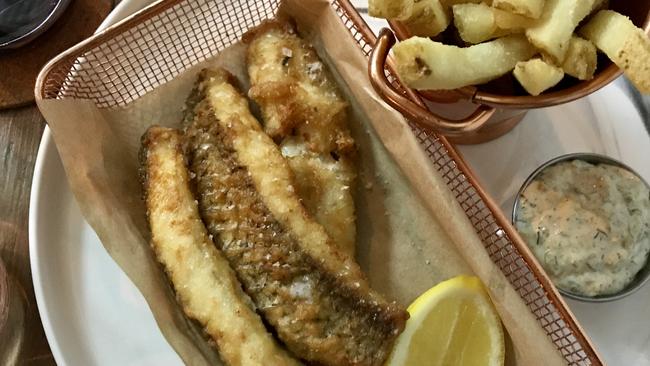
[29,1,650,365]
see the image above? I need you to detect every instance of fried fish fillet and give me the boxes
[244,21,357,256]
[140,127,300,366]
[184,68,407,366]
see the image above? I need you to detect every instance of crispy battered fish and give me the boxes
[184,68,407,366]
[140,127,299,366]
[244,21,356,256]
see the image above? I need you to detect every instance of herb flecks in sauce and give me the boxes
[515,160,650,297]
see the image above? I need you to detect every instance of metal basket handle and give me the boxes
[368,28,495,136]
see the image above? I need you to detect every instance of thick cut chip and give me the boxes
[369,0,413,19]
[525,0,599,62]
[453,3,533,44]
[492,0,544,19]
[591,0,609,12]
[513,58,564,95]
[400,0,450,37]
[560,36,597,80]
[493,7,534,29]
[393,35,536,90]
[453,3,499,44]
[579,10,650,93]
[140,127,299,366]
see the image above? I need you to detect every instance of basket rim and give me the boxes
[34,0,176,102]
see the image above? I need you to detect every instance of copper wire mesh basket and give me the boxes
[35,0,603,365]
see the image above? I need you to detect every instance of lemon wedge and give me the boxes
[386,275,505,366]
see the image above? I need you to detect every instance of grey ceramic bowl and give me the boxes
[512,153,650,302]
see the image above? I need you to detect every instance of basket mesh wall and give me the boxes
[42,0,281,107]
[39,0,598,364]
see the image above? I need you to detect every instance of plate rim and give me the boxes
[29,127,66,364]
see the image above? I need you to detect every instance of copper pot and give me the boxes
[368,2,650,144]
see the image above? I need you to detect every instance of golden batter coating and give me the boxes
[140,127,299,366]
[244,21,357,256]
[184,68,407,366]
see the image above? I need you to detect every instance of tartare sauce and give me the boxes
[515,160,650,297]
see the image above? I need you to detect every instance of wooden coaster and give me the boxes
[0,0,112,110]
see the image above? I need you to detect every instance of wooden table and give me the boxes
[0,107,51,364]
[0,0,114,362]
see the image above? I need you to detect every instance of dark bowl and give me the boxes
[0,0,73,50]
